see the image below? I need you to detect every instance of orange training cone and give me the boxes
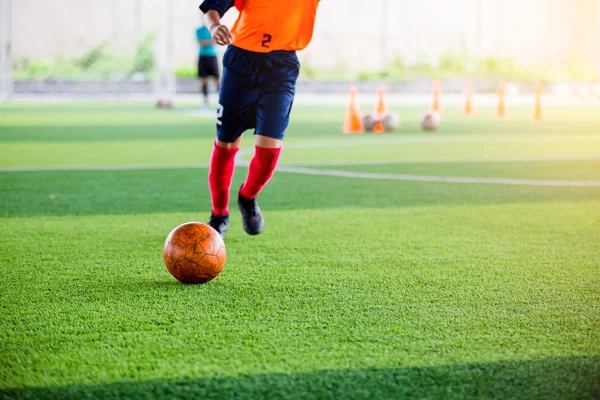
[462,82,474,117]
[374,87,388,118]
[431,80,442,113]
[373,119,385,134]
[496,83,507,118]
[343,87,364,134]
[371,87,387,134]
[533,83,543,121]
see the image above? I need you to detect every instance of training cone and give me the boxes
[373,120,385,134]
[533,84,543,121]
[371,87,387,134]
[374,87,388,118]
[496,83,507,118]
[343,87,364,134]
[431,80,442,113]
[462,82,474,117]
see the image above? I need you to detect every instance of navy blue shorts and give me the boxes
[216,45,300,143]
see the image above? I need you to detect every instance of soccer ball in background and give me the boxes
[363,113,378,131]
[163,222,226,284]
[156,99,173,109]
[421,111,441,131]
[382,111,400,131]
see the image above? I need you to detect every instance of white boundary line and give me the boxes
[2,139,600,187]
[236,145,600,188]
[276,155,600,167]
[3,154,600,173]
[0,164,209,172]
[2,160,599,187]
[2,156,600,187]
[275,166,600,187]
[278,135,600,149]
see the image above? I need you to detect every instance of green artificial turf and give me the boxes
[1,102,599,399]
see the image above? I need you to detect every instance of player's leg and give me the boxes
[200,77,209,107]
[198,56,210,108]
[239,135,282,199]
[207,49,259,237]
[238,57,299,235]
[207,137,240,237]
[237,136,281,236]
[202,56,220,108]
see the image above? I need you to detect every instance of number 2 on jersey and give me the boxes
[261,34,272,48]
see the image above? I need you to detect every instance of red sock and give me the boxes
[208,142,239,216]
[240,146,282,199]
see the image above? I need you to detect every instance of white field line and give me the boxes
[2,134,598,172]
[277,135,600,150]
[0,164,209,172]
[3,153,599,173]
[276,166,600,187]
[230,139,600,187]
[275,154,600,167]
[3,138,600,187]
[3,154,600,172]
[2,161,598,187]
[235,136,600,164]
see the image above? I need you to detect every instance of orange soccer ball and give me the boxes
[163,222,226,284]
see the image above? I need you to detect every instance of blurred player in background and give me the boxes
[200,0,320,238]
[196,23,220,108]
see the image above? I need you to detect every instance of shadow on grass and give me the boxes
[1,357,598,399]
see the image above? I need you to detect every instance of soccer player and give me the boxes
[200,0,320,238]
[196,23,220,108]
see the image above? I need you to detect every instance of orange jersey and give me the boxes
[231,0,319,53]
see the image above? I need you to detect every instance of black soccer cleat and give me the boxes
[237,190,264,235]
[207,214,229,238]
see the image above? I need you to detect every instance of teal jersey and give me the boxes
[196,26,217,57]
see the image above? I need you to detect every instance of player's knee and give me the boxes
[215,137,242,149]
[255,135,283,149]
